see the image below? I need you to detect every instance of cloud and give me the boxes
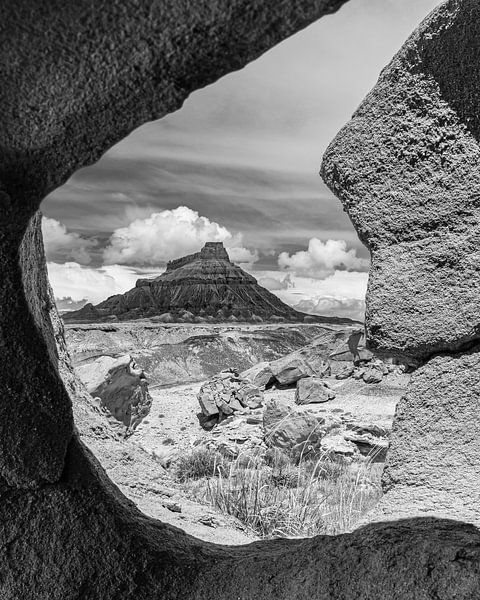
[103,206,258,267]
[228,247,259,266]
[258,273,294,291]
[278,238,370,279]
[252,270,368,320]
[294,297,366,322]
[55,297,89,312]
[42,217,96,265]
[46,262,158,305]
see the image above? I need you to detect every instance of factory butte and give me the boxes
[65,242,355,325]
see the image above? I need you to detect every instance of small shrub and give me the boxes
[175,448,228,482]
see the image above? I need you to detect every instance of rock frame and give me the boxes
[1,0,480,598]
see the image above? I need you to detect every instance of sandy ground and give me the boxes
[124,371,409,544]
[135,373,407,459]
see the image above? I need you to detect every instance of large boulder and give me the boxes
[76,354,152,436]
[295,377,335,405]
[269,351,331,386]
[241,362,275,389]
[373,349,480,523]
[263,398,324,457]
[329,329,373,364]
[322,1,480,362]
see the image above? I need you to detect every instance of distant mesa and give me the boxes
[63,242,359,325]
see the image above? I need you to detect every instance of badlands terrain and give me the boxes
[66,320,410,544]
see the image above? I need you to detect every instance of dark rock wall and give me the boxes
[2,0,480,597]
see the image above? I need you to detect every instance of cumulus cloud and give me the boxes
[103,206,258,267]
[42,217,96,265]
[228,246,259,266]
[46,262,157,305]
[278,238,369,279]
[258,273,294,291]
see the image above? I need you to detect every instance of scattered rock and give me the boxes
[269,353,331,386]
[198,515,218,528]
[346,422,390,438]
[362,368,384,384]
[295,377,336,405]
[157,312,174,323]
[335,366,354,380]
[343,432,389,461]
[163,501,182,513]
[197,370,264,424]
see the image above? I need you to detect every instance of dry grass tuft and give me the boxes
[176,447,382,538]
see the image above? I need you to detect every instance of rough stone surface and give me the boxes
[295,377,335,404]
[3,0,480,597]
[263,398,323,456]
[269,347,332,386]
[241,361,276,388]
[373,348,480,524]
[198,370,264,424]
[322,0,480,361]
[76,354,152,435]
[0,213,73,488]
[362,368,384,384]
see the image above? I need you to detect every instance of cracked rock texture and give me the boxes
[322,0,480,361]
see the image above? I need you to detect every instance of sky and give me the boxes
[42,0,441,320]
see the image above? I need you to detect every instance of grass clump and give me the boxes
[175,447,229,482]
[176,446,382,538]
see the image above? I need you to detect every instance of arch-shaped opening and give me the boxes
[39,0,437,546]
[2,0,480,597]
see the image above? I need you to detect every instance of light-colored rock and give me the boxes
[76,354,152,435]
[329,329,373,363]
[270,353,331,386]
[241,362,275,389]
[295,377,335,405]
[157,312,174,323]
[343,432,389,461]
[321,435,358,457]
[335,366,354,380]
